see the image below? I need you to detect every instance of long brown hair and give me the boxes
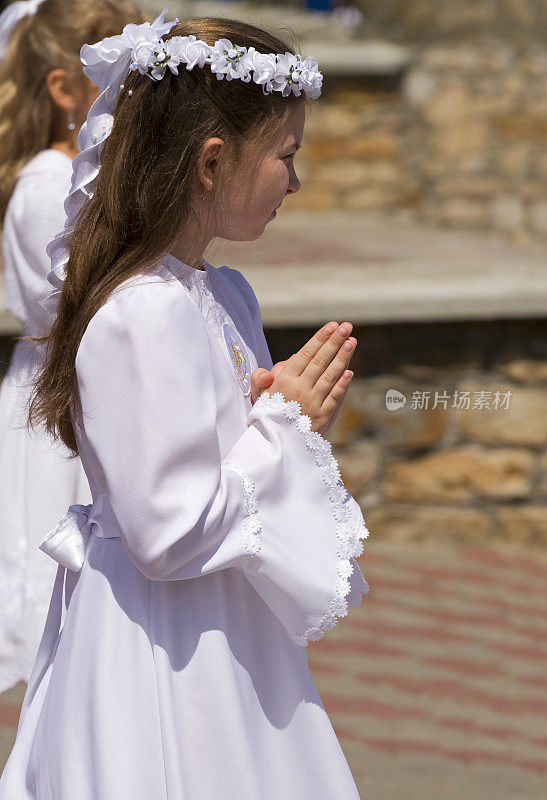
[30,17,304,454]
[0,0,145,222]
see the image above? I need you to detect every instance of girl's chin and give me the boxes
[220,222,269,243]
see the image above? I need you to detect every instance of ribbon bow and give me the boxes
[40,9,178,316]
[39,505,93,572]
[39,494,119,571]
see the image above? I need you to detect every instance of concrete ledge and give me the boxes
[212,212,547,327]
[300,41,410,77]
[2,213,546,333]
[141,1,411,76]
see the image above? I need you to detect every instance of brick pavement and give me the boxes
[1,542,547,799]
[310,542,547,799]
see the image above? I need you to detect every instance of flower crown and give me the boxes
[130,30,322,100]
[41,9,321,315]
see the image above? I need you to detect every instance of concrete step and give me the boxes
[2,212,547,335]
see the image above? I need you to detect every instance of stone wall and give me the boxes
[267,319,547,545]
[403,36,547,239]
[292,29,547,240]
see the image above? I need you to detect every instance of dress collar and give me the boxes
[161,252,211,281]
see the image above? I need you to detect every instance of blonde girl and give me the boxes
[0,12,369,799]
[0,0,143,693]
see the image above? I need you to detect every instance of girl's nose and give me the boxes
[286,165,301,195]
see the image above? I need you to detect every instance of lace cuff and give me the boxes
[226,392,370,647]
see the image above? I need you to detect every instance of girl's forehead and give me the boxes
[277,104,306,144]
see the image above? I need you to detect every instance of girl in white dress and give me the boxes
[0,0,143,693]
[0,12,370,799]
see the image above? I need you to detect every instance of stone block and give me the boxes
[336,442,380,497]
[304,105,358,138]
[493,113,533,138]
[489,196,524,233]
[503,0,536,26]
[527,201,547,237]
[521,181,547,203]
[365,506,491,544]
[540,452,547,496]
[313,161,374,191]
[403,67,438,107]
[384,446,534,503]
[532,150,547,179]
[286,184,339,212]
[433,175,506,200]
[421,46,482,73]
[305,137,346,162]
[520,46,547,77]
[328,403,369,448]
[493,358,547,384]
[346,186,403,212]
[354,108,403,133]
[430,125,487,158]
[456,382,547,447]
[425,197,488,229]
[423,85,471,126]
[347,133,399,160]
[336,379,448,451]
[327,88,383,106]
[493,507,547,545]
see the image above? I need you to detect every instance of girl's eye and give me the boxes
[282,153,296,161]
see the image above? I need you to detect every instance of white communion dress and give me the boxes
[0,254,369,799]
[0,149,90,693]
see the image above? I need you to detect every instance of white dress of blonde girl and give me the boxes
[0,13,370,799]
[0,148,91,693]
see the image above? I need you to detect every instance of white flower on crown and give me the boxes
[299,55,323,100]
[246,48,278,93]
[165,35,212,72]
[148,46,171,80]
[209,38,251,82]
[271,52,305,97]
[125,22,163,75]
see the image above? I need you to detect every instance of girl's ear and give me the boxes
[46,68,80,113]
[197,137,225,192]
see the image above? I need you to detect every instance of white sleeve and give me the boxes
[77,280,369,646]
[3,173,68,324]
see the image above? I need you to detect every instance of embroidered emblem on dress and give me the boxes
[223,323,251,396]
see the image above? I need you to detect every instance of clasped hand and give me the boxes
[250,322,356,435]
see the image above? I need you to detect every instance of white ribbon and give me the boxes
[39,504,92,572]
[0,0,45,61]
[40,9,178,316]
[39,493,120,571]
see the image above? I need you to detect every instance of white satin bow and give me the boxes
[39,505,92,572]
[39,494,119,572]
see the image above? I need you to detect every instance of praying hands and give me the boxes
[251,321,356,435]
